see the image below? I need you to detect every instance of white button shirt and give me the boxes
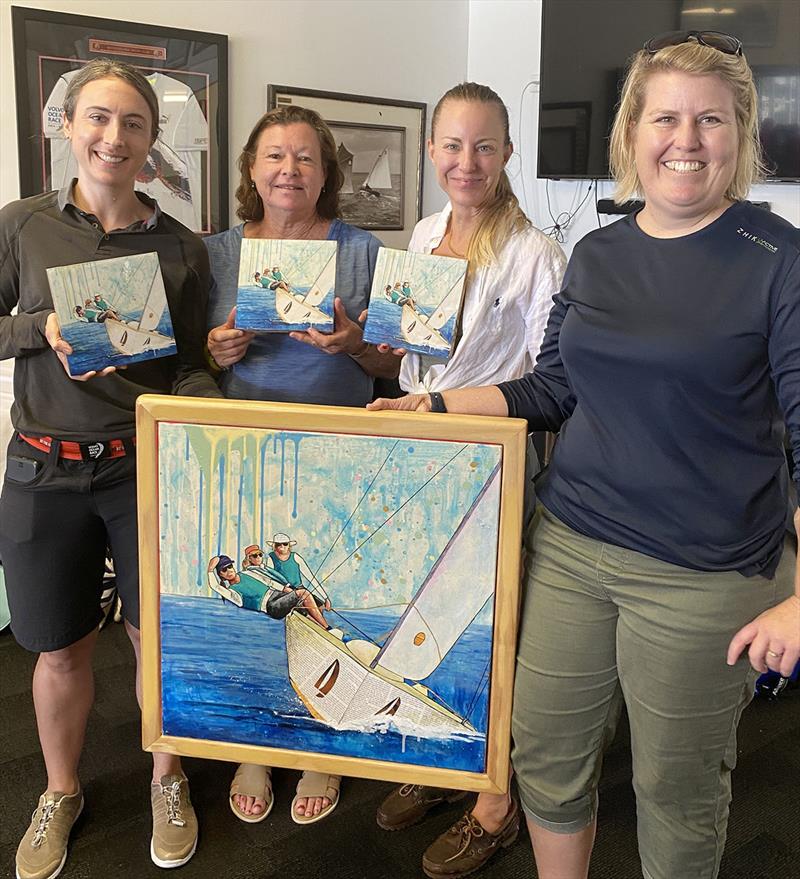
[399,203,566,393]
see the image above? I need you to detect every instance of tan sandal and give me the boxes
[229,763,274,823]
[291,771,341,825]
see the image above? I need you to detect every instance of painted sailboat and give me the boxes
[399,273,464,351]
[274,252,336,326]
[359,147,391,197]
[337,142,354,195]
[104,271,174,356]
[284,462,501,736]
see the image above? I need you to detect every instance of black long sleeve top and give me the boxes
[0,185,221,443]
[499,202,800,578]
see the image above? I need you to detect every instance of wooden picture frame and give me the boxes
[11,5,228,234]
[137,396,526,793]
[266,84,425,245]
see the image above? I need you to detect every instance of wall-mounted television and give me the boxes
[538,0,800,182]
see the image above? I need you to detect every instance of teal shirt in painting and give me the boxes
[235,571,274,612]
[268,551,302,587]
[204,221,380,406]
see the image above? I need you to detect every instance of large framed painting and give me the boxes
[11,6,228,234]
[266,85,425,244]
[138,396,526,793]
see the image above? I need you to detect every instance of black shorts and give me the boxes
[0,434,138,652]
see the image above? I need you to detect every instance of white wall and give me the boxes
[1,0,471,238]
[468,0,800,257]
[0,0,470,469]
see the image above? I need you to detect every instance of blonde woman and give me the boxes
[371,35,800,879]
[375,83,566,879]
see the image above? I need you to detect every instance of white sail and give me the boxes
[304,253,336,307]
[275,288,333,326]
[105,318,175,356]
[363,148,391,190]
[137,270,168,332]
[428,275,465,331]
[374,464,501,681]
[400,304,450,351]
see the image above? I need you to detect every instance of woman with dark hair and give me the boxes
[371,35,799,879]
[204,105,398,827]
[0,59,220,879]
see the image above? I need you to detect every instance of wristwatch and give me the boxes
[429,392,447,413]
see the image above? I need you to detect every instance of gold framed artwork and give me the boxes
[138,396,525,793]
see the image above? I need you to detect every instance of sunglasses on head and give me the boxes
[644,30,743,57]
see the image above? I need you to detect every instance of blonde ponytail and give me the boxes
[431,83,530,272]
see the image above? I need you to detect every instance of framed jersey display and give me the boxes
[11,6,228,234]
[136,395,526,793]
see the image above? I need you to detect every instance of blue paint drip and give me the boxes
[260,438,268,547]
[292,438,301,519]
[216,453,225,556]
[184,432,189,461]
[237,465,244,558]
[278,436,286,497]
[197,469,204,587]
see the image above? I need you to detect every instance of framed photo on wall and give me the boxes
[137,396,526,793]
[11,6,228,234]
[267,84,426,239]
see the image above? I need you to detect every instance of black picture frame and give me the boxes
[267,84,425,235]
[11,6,228,234]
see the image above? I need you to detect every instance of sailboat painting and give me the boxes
[138,397,525,790]
[235,239,337,332]
[46,252,176,376]
[329,123,404,230]
[362,248,468,357]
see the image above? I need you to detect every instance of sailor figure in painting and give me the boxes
[266,267,291,292]
[207,537,332,629]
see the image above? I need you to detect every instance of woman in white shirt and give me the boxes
[376,82,565,879]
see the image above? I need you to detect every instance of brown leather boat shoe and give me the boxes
[421,798,520,878]
[376,784,469,831]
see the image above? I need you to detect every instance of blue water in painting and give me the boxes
[236,284,335,333]
[161,595,492,772]
[60,311,176,375]
[362,299,457,358]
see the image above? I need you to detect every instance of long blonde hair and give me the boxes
[431,83,530,270]
[609,41,765,204]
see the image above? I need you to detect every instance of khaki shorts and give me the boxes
[512,504,795,879]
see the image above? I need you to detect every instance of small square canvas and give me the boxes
[362,248,467,357]
[236,239,337,332]
[46,252,176,376]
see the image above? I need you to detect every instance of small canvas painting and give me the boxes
[362,248,467,357]
[236,239,337,332]
[46,252,176,376]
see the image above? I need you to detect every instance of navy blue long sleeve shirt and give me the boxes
[499,202,800,578]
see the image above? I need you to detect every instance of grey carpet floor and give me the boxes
[1,621,797,878]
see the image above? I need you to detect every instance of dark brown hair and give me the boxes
[62,58,160,143]
[235,105,343,222]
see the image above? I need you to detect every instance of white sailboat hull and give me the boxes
[400,304,449,351]
[105,318,174,356]
[275,289,333,326]
[285,612,476,736]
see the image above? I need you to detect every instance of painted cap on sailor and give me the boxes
[215,554,235,575]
